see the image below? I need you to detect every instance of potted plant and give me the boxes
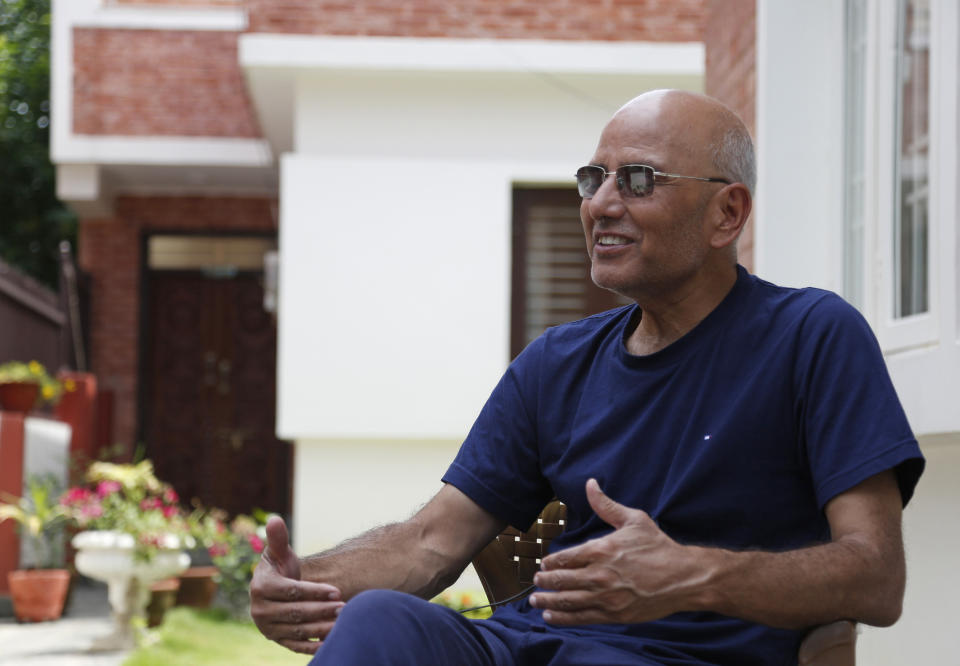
[0,360,72,413]
[0,474,71,622]
[60,460,193,648]
[190,508,267,617]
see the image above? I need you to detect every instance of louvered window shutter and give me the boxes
[511,189,630,357]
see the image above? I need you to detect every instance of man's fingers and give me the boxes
[254,599,343,629]
[270,619,339,641]
[541,607,610,626]
[529,589,598,613]
[252,599,342,651]
[258,577,341,603]
[534,565,600,591]
[277,638,322,655]
[261,515,307,580]
[261,599,344,624]
[585,478,633,529]
[540,538,598,572]
[265,515,292,561]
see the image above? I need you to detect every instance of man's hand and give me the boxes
[249,516,346,654]
[529,478,704,626]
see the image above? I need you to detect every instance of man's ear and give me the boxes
[707,183,752,249]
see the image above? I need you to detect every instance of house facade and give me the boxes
[52,0,956,661]
[52,0,709,544]
[753,1,959,661]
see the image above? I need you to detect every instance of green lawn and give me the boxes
[124,592,492,665]
[123,608,309,666]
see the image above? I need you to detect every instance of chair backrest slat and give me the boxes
[472,500,566,603]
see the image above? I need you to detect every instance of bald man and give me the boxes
[250,91,924,665]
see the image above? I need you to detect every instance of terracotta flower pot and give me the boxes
[7,569,71,622]
[175,566,219,608]
[0,382,39,413]
[147,577,181,628]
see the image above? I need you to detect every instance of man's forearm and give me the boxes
[695,472,907,630]
[691,533,905,630]
[299,519,464,601]
[296,485,505,602]
[533,473,905,630]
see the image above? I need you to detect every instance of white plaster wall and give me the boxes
[291,438,459,552]
[277,154,514,440]
[858,436,960,664]
[755,0,845,291]
[291,438,482,590]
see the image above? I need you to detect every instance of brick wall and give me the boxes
[704,0,755,271]
[246,0,705,41]
[73,29,260,137]
[77,197,277,451]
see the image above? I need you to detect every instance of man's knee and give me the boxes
[312,590,444,665]
[335,589,422,626]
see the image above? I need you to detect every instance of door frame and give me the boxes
[136,230,291,517]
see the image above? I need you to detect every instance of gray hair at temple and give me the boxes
[712,125,756,196]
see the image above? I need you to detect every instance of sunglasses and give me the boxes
[575,164,730,199]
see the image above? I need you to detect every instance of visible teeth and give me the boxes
[598,235,628,246]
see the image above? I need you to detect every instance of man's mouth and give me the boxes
[596,235,630,246]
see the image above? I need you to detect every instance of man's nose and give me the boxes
[586,173,626,221]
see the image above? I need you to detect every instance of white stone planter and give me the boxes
[73,530,190,650]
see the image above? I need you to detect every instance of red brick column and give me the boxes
[0,412,25,593]
[704,0,756,271]
[78,218,141,455]
[54,372,99,467]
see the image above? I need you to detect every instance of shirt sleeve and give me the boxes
[795,293,925,509]
[442,336,553,531]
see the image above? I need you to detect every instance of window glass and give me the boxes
[893,0,930,317]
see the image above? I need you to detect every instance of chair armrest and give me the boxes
[798,620,858,666]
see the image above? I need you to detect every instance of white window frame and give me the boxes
[843,0,871,313]
[854,0,954,353]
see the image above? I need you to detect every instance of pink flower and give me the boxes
[96,480,122,498]
[163,488,179,505]
[140,497,162,511]
[80,503,103,518]
[161,505,178,519]
[248,535,264,554]
[138,534,162,548]
[61,487,92,505]
[208,543,229,558]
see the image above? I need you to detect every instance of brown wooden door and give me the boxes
[143,271,290,517]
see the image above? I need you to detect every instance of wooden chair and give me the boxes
[471,501,857,666]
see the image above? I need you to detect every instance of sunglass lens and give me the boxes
[576,166,604,198]
[621,165,653,197]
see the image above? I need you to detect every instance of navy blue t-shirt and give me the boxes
[442,266,924,666]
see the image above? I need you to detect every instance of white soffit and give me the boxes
[240,34,704,157]
[239,34,704,75]
[71,5,246,31]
